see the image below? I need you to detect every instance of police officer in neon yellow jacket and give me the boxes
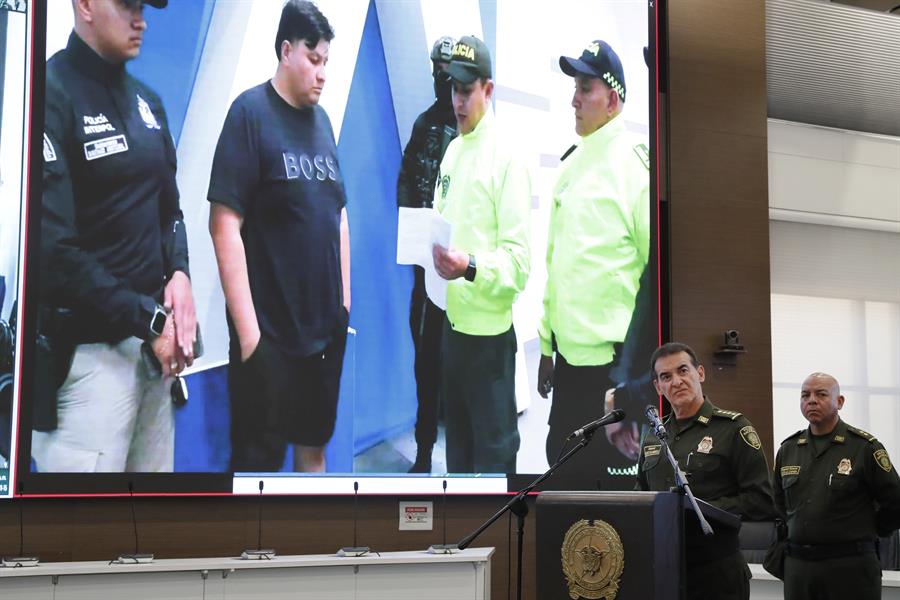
[537,40,649,489]
[432,36,531,474]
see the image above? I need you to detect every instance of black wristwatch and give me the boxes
[464,254,477,282]
[149,304,168,338]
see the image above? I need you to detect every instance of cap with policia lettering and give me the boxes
[446,35,492,84]
[560,40,626,102]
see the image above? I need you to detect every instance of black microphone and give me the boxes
[428,479,459,554]
[567,409,626,440]
[257,480,263,550]
[2,483,39,567]
[115,482,153,563]
[241,480,275,559]
[338,481,370,556]
[645,404,668,440]
[129,482,139,556]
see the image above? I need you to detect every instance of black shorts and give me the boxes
[229,310,348,466]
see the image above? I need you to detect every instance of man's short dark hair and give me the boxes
[649,342,701,379]
[274,0,335,60]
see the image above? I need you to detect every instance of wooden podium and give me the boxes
[536,491,741,600]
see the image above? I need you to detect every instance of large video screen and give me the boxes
[16,0,660,495]
[0,0,31,499]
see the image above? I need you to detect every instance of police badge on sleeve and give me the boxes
[136,94,161,130]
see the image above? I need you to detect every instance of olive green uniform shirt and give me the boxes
[773,419,900,545]
[637,398,775,521]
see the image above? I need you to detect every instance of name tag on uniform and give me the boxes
[643,445,661,457]
[84,134,129,161]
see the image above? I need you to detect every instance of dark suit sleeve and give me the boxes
[41,84,155,339]
[709,419,776,520]
[610,265,658,419]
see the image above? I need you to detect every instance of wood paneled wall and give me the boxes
[0,2,772,598]
[666,0,773,456]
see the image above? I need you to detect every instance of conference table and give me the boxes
[0,547,493,599]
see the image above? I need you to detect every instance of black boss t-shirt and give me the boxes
[208,81,345,358]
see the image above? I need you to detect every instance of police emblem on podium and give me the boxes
[561,519,624,599]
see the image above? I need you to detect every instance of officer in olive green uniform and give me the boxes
[774,372,900,600]
[637,342,775,600]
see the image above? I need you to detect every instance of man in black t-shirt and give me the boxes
[208,0,349,472]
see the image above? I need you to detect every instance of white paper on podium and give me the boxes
[397,207,452,310]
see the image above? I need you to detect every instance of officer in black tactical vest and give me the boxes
[774,372,900,600]
[397,36,457,473]
[637,342,775,600]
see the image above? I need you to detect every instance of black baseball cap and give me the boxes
[560,40,626,102]
[123,0,168,8]
[446,35,492,84]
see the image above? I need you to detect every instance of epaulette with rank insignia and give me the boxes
[712,408,742,421]
[633,143,650,170]
[782,430,805,445]
[848,426,877,443]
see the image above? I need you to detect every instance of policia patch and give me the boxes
[875,449,893,473]
[740,426,762,450]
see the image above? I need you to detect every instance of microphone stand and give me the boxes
[1,485,39,568]
[115,483,154,564]
[242,480,275,559]
[338,481,371,557]
[652,421,713,537]
[457,431,598,600]
[428,479,458,554]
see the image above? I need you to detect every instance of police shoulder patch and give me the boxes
[633,143,650,170]
[713,408,742,421]
[740,425,762,450]
[849,426,876,443]
[874,449,892,473]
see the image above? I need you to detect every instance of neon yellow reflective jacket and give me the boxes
[538,114,650,366]
[436,110,531,336]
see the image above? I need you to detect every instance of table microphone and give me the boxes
[428,480,459,554]
[115,482,154,564]
[338,481,370,557]
[1,484,39,568]
[241,480,275,559]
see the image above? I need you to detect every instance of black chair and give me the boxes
[738,520,776,565]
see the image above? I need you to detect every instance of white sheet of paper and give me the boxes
[397,208,452,310]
